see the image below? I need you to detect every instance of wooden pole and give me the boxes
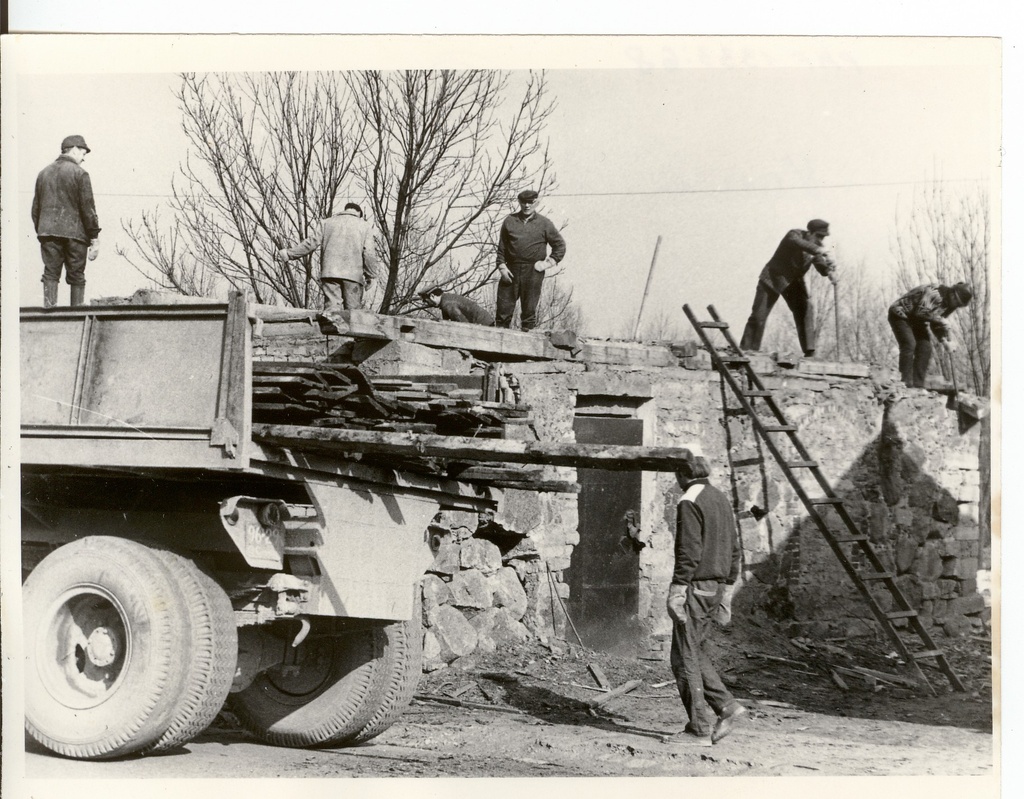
[833,282,841,360]
[632,235,663,340]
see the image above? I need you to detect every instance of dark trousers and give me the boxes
[740,279,816,354]
[495,262,545,331]
[40,236,88,286]
[322,278,363,311]
[889,309,932,388]
[669,579,736,734]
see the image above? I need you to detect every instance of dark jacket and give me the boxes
[672,479,741,586]
[438,293,494,326]
[31,155,101,243]
[497,211,566,267]
[758,228,833,294]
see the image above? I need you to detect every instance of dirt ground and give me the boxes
[21,617,995,783]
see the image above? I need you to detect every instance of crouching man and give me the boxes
[665,455,748,746]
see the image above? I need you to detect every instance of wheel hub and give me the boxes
[85,626,120,668]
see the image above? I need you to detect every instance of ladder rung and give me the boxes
[887,610,919,619]
[719,356,750,364]
[698,321,730,328]
[911,650,944,661]
[861,572,894,581]
[741,390,773,397]
[835,536,870,544]
[806,496,843,505]
[786,460,818,468]
[732,457,763,468]
[762,424,797,432]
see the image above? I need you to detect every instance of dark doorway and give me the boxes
[566,415,644,655]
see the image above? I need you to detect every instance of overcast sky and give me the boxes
[2,36,1001,340]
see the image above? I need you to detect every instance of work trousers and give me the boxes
[669,579,737,735]
[888,309,933,388]
[739,279,816,355]
[495,262,545,331]
[40,236,88,286]
[322,278,363,311]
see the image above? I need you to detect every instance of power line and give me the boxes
[16,176,987,202]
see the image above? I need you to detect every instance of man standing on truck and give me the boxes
[495,189,566,332]
[739,219,838,358]
[664,455,748,746]
[31,135,101,308]
[276,201,383,312]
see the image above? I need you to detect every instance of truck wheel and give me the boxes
[149,550,238,752]
[229,611,422,748]
[23,537,193,759]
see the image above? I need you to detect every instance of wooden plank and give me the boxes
[588,679,643,707]
[796,359,871,378]
[252,424,698,471]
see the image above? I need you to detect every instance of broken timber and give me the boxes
[253,424,697,472]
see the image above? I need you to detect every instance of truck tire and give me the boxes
[23,537,194,759]
[149,550,238,752]
[229,610,422,748]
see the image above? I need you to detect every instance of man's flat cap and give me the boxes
[61,135,91,153]
[418,286,444,299]
[807,219,830,234]
[517,189,539,203]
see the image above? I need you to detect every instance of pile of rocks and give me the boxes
[420,533,532,671]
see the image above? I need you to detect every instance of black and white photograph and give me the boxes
[0,29,1006,798]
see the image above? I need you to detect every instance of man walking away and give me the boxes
[739,219,838,357]
[419,286,495,326]
[888,281,973,388]
[495,189,566,332]
[31,135,101,307]
[664,456,748,746]
[276,202,382,312]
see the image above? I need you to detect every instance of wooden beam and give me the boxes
[253,424,696,471]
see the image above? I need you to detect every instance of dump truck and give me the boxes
[18,294,504,760]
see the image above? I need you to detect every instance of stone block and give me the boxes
[866,503,890,543]
[908,480,935,510]
[423,629,442,661]
[956,484,981,504]
[953,524,980,541]
[437,510,483,535]
[895,536,919,574]
[461,538,503,574]
[470,607,529,653]
[917,543,943,582]
[449,569,493,610]
[932,494,959,524]
[959,577,978,596]
[941,614,973,638]
[427,542,461,576]
[421,574,453,612]
[353,338,445,375]
[895,574,923,607]
[958,503,981,525]
[957,557,979,580]
[910,515,933,544]
[937,578,960,599]
[921,580,939,600]
[931,598,948,621]
[894,506,915,528]
[919,599,934,619]
[940,555,958,578]
[428,605,479,662]
[949,593,986,616]
[547,556,572,572]
[489,567,529,620]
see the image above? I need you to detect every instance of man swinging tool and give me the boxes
[887,281,973,388]
[739,219,838,358]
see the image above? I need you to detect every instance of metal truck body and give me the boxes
[19,296,495,759]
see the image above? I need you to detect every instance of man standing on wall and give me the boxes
[31,135,101,308]
[888,281,973,388]
[739,219,838,357]
[494,189,566,332]
[664,456,748,746]
[276,202,382,312]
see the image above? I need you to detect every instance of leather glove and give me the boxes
[666,583,688,624]
[498,265,513,284]
[88,240,100,261]
[944,338,958,354]
[534,257,556,273]
[714,583,737,627]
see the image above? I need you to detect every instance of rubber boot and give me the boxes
[43,279,59,308]
[70,284,86,307]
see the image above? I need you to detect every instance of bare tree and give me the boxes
[891,182,991,395]
[347,70,557,314]
[120,72,364,306]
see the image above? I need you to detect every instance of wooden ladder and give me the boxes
[683,303,965,694]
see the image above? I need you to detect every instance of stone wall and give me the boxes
[254,330,988,665]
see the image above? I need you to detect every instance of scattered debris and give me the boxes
[588,663,611,689]
[412,694,525,715]
[588,680,644,708]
